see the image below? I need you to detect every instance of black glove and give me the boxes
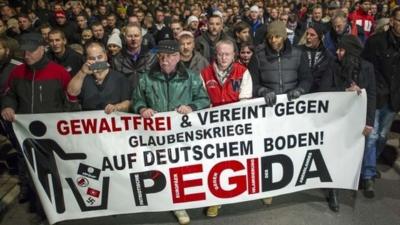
[287,88,305,101]
[263,91,276,106]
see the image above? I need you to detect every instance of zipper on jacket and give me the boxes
[39,85,43,104]
[278,54,283,93]
[31,70,35,113]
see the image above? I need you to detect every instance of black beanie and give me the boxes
[337,35,363,56]
[308,23,325,40]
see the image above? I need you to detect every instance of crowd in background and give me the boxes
[0,0,399,224]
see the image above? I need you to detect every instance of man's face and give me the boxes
[156,11,165,23]
[82,30,93,41]
[76,16,87,29]
[239,46,253,65]
[72,5,82,15]
[270,9,279,20]
[360,1,371,13]
[49,33,66,55]
[125,26,142,50]
[208,17,223,36]
[158,52,180,74]
[390,11,400,37]
[171,23,183,39]
[98,6,107,15]
[268,35,285,51]
[137,12,145,22]
[1,6,13,18]
[40,27,51,43]
[107,16,116,28]
[24,46,44,65]
[280,15,289,25]
[179,37,195,57]
[92,25,104,39]
[18,17,31,30]
[371,4,377,15]
[236,28,250,42]
[128,16,140,25]
[190,21,199,30]
[305,28,320,48]
[312,8,322,22]
[216,43,235,70]
[0,43,9,61]
[56,16,66,25]
[250,10,259,21]
[333,17,347,34]
[87,45,108,79]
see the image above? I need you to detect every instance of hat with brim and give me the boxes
[157,40,180,54]
[19,33,44,52]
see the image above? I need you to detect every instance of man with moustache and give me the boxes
[177,31,208,73]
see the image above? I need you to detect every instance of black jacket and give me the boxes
[248,39,312,96]
[362,29,400,112]
[47,47,84,77]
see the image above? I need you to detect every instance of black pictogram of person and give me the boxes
[23,120,87,214]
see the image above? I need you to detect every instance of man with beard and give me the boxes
[324,11,365,55]
[196,14,235,62]
[47,29,84,77]
[111,24,156,89]
[178,31,208,73]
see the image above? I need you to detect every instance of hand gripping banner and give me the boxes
[12,91,367,224]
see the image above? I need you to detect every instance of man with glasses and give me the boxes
[361,7,400,198]
[132,39,210,225]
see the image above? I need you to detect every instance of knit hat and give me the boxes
[187,15,199,25]
[337,34,363,56]
[250,5,259,12]
[107,33,122,48]
[267,21,287,39]
[157,40,180,54]
[308,23,325,40]
[54,10,66,18]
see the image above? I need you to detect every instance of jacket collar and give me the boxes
[149,62,189,80]
[264,39,292,60]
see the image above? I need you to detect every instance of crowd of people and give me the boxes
[0,0,399,224]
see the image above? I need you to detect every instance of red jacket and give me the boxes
[349,8,375,38]
[201,62,247,106]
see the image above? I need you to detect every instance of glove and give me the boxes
[263,91,276,107]
[287,88,305,101]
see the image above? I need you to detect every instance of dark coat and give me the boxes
[47,47,84,77]
[248,39,312,96]
[362,29,400,112]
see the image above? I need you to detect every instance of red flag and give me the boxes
[86,188,100,198]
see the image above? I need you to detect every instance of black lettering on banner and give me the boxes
[261,155,293,191]
[295,149,332,186]
[274,100,329,117]
[180,115,192,128]
[264,132,324,152]
[129,170,166,206]
[66,177,110,211]
[102,153,137,171]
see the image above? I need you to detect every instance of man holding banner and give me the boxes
[132,39,210,225]
[201,38,252,217]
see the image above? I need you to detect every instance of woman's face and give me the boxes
[107,44,121,56]
[239,46,253,65]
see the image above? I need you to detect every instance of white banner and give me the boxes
[13,91,366,224]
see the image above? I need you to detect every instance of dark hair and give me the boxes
[391,6,400,18]
[233,21,250,36]
[240,41,255,53]
[39,22,51,30]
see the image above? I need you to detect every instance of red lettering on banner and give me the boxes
[70,119,81,134]
[247,158,259,194]
[169,164,205,203]
[208,160,246,198]
[56,116,172,135]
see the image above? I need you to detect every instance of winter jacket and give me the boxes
[349,8,375,38]
[185,51,209,74]
[132,62,210,113]
[248,39,312,96]
[47,47,84,77]
[300,45,341,92]
[362,29,400,112]
[111,47,156,89]
[201,62,252,106]
[1,59,76,114]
